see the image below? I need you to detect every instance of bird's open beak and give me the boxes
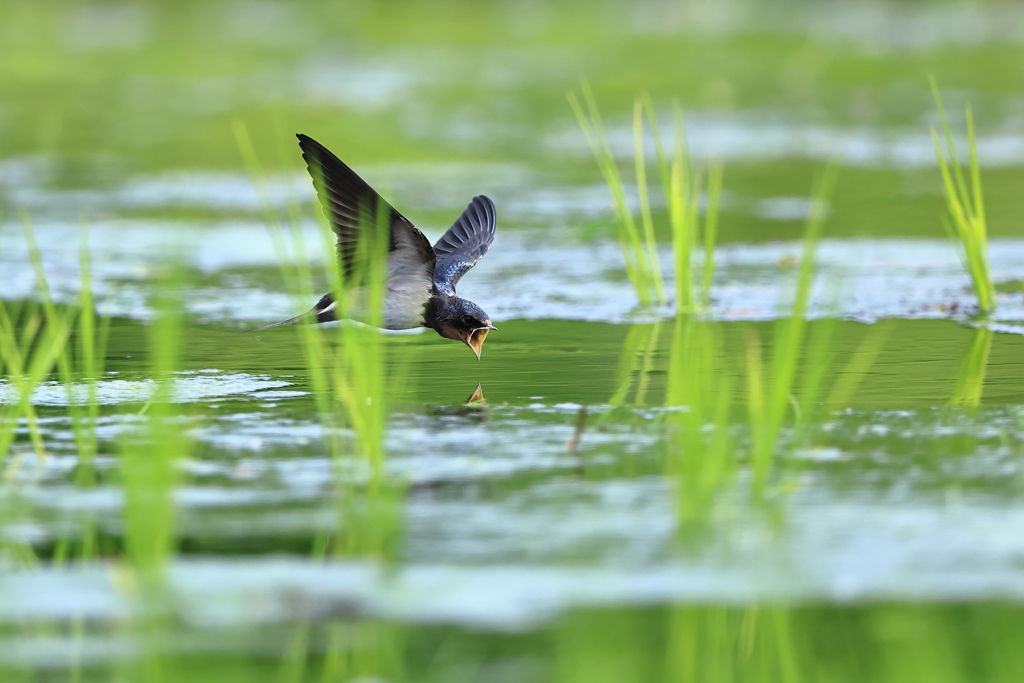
[466,323,497,359]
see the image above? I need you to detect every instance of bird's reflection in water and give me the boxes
[429,382,489,419]
[465,383,486,405]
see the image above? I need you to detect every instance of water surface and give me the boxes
[4,0,1024,678]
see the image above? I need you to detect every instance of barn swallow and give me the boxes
[252,134,497,359]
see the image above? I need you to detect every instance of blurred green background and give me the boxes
[5,2,1024,681]
[4,0,1024,241]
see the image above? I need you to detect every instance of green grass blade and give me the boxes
[579,88,645,264]
[967,106,986,230]
[570,85,652,304]
[745,327,768,483]
[633,98,665,303]
[929,80,994,316]
[670,159,691,312]
[749,162,839,494]
[930,76,974,218]
[642,92,673,211]
[702,163,723,307]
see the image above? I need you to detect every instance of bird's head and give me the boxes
[435,297,496,359]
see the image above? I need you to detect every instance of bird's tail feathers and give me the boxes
[246,314,305,333]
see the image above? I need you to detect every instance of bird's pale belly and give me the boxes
[383,283,429,329]
[333,283,428,330]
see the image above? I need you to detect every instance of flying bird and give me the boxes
[252,134,497,359]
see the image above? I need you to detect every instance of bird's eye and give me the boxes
[462,315,477,327]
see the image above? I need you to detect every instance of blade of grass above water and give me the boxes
[664,163,841,533]
[633,98,666,304]
[661,103,722,314]
[121,253,191,588]
[930,77,994,317]
[53,224,110,565]
[571,87,723,313]
[234,119,391,468]
[0,214,78,462]
[569,83,655,305]
[235,120,404,562]
[747,162,838,494]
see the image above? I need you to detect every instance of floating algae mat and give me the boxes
[7,0,1024,680]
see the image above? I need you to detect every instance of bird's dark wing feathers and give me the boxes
[296,133,434,282]
[432,195,496,295]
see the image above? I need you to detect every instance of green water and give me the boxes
[5,0,1024,680]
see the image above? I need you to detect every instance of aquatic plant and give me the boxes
[0,304,69,461]
[744,163,837,494]
[665,315,735,531]
[299,160,405,562]
[0,216,189,675]
[234,120,404,562]
[569,83,664,306]
[120,255,191,587]
[664,605,807,683]
[96,247,206,683]
[821,322,892,409]
[58,227,110,483]
[0,215,115,580]
[950,326,993,407]
[646,97,723,313]
[22,217,111,564]
[665,164,840,523]
[554,601,1024,683]
[0,219,78,462]
[930,77,995,317]
[606,322,663,411]
[569,86,723,313]
[235,121,390,469]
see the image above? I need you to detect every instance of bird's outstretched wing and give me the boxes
[296,134,435,287]
[432,195,496,295]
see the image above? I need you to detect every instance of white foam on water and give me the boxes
[544,113,1024,169]
[6,488,1024,632]
[4,218,1023,327]
[0,372,297,407]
